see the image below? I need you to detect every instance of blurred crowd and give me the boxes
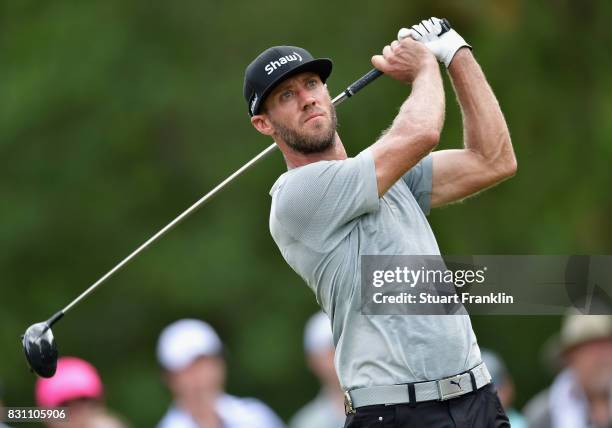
[523,313,612,428]
[0,381,8,428]
[2,311,611,427]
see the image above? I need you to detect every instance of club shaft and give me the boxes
[58,67,384,318]
[59,142,278,316]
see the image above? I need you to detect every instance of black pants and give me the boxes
[343,384,510,427]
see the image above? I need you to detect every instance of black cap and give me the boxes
[243,46,333,116]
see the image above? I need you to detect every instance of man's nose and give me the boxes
[299,90,317,110]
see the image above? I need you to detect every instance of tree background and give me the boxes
[1,0,611,426]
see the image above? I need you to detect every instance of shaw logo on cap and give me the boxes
[264,51,303,75]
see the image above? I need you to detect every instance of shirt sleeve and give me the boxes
[401,154,433,215]
[272,148,379,249]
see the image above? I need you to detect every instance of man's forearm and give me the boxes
[390,61,445,140]
[370,40,445,196]
[371,61,445,196]
[448,49,514,164]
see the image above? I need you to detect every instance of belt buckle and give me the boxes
[344,391,355,415]
[437,374,466,401]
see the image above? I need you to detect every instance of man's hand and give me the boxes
[398,17,471,68]
[371,38,438,84]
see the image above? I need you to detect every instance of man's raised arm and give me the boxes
[430,48,517,207]
[370,37,445,197]
[404,18,517,208]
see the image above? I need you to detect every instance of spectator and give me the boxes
[35,356,127,428]
[289,312,345,428]
[156,319,284,428]
[1,380,10,428]
[480,349,527,428]
[523,313,612,428]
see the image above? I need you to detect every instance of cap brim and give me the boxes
[252,58,332,116]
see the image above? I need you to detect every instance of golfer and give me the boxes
[245,17,516,427]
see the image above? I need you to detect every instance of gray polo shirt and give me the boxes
[269,148,481,390]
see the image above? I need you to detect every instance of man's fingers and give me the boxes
[399,17,446,42]
[428,17,442,32]
[371,55,388,72]
[397,27,411,40]
[398,27,421,41]
[382,44,393,59]
[420,19,433,33]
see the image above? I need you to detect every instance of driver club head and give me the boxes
[22,321,58,378]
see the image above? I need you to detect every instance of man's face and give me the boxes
[566,338,612,395]
[166,356,225,407]
[45,398,102,428]
[259,72,337,154]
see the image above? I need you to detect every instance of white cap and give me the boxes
[560,313,612,352]
[157,319,223,371]
[304,311,334,355]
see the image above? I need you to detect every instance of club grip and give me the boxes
[346,68,384,97]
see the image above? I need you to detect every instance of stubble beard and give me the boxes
[271,106,338,155]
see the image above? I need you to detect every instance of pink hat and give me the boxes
[35,357,104,407]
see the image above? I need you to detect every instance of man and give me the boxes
[289,311,345,428]
[156,319,284,428]
[0,380,10,428]
[481,349,527,428]
[35,356,127,428]
[523,313,612,428]
[245,17,516,427]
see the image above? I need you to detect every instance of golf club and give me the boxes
[21,65,386,378]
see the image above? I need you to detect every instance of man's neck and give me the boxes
[178,394,222,428]
[280,134,348,169]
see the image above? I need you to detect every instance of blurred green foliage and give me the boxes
[1,0,611,426]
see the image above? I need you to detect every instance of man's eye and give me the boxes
[281,90,293,100]
[307,79,318,88]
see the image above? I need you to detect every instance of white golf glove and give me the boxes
[398,17,471,68]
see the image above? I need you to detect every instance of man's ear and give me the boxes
[251,114,274,136]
